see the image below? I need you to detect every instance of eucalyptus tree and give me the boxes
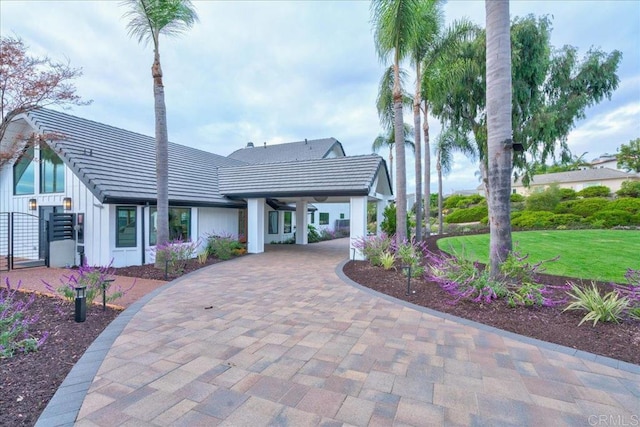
[371,0,422,241]
[431,14,621,195]
[434,128,476,234]
[123,0,198,258]
[485,0,513,276]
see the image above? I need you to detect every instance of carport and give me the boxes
[218,155,393,260]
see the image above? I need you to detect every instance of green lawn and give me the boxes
[436,230,640,283]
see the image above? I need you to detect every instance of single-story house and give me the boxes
[510,168,640,196]
[0,108,392,268]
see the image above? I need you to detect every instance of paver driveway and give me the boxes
[40,239,639,426]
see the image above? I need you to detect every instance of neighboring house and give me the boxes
[511,168,640,196]
[590,153,620,171]
[0,108,392,268]
[229,138,352,235]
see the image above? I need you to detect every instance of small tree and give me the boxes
[0,36,89,166]
[617,138,640,173]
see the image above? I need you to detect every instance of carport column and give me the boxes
[295,201,308,245]
[350,196,368,260]
[376,199,387,234]
[247,198,265,254]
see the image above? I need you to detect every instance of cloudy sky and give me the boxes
[2,0,638,194]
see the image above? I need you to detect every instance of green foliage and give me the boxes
[564,283,629,326]
[354,234,393,267]
[511,211,555,228]
[444,205,488,223]
[379,251,396,270]
[444,194,484,210]
[206,234,244,261]
[525,184,561,211]
[590,210,632,228]
[555,198,610,217]
[380,204,397,235]
[395,240,425,278]
[1,282,47,358]
[307,224,322,243]
[616,180,640,198]
[548,214,583,227]
[616,138,640,173]
[156,240,198,275]
[510,193,525,202]
[559,188,577,200]
[577,185,610,198]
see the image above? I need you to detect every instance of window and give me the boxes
[309,211,315,224]
[13,145,35,195]
[340,213,345,219]
[284,212,292,233]
[149,207,191,245]
[40,145,65,193]
[512,189,517,194]
[268,211,278,234]
[116,207,137,247]
[319,212,329,225]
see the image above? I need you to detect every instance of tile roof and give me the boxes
[24,108,247,207]
[227,138,345,164]
[219,155,386,198]
[514,168,639,186]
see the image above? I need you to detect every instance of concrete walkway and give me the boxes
[38,239,639,426]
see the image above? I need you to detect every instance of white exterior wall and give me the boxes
[309,202,349,232]
[197,207,240,251]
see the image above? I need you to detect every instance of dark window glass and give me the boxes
[284,212,292,233]
[40,145,64,193]
[319,212,329,225]
[268,211,278,234]
[13,145,35,195]
[150,207,191,245]
[116,207,137,247]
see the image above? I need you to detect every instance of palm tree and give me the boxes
[371,0,421,242]
[123,0,198,263]
[372,123,415,189]
[434,128,476,234]
[485,0,513,277]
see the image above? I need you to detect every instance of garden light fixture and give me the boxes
[75,286,86,322]
[402,265,412,296]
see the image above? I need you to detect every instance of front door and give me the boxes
[39,205,62,259]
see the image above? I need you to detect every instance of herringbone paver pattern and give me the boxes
[67,239,638,426]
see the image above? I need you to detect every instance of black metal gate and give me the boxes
[0,212,49,271]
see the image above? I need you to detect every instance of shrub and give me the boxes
[564,283,629,326]
[614,269,640,319]
[1,280,48,358]
[44,262,131,308]
[380,204,410,236]
[548,214,583,227]
[444,205,488,224]
[589,210,632,228]
[443,195,467,210]
[155,240,199,274]
[616,180,640,198]
[555,198,610,217]
[308,224,322,243]
[577,185,611,198]
[379,251,396,270]
[525,184,561,212]
[510,193,525,202]
[395,239,426,278]
[352,233,393,266]
[559,188,577,200]
[511,211,555,228]
[608,198,640,214]
[207,234,244,260]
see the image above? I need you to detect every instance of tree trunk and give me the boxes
[485,0,513,277]
[153,48,170,266]
[423,102,431,237]
[389,147,394,192]
[393,55,407,242]
[437,149,444,234]
[413,62,422,241]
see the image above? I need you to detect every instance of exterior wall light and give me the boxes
[63,197,72,211]
[29,199,37,211]
[75,286,86,322]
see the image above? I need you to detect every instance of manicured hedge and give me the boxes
[555,198,610,217]
[608,198,640,214]
[590,210,633,228]
[444,205,488,223]
[577,185,611,198]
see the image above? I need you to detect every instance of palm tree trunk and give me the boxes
[393,56,407,242]
[485,0,513,277]
[437,149,444,235]
[389,147,394,192]
[153,47,170,264]
[423,102,431,237]
[413,62,422,241]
